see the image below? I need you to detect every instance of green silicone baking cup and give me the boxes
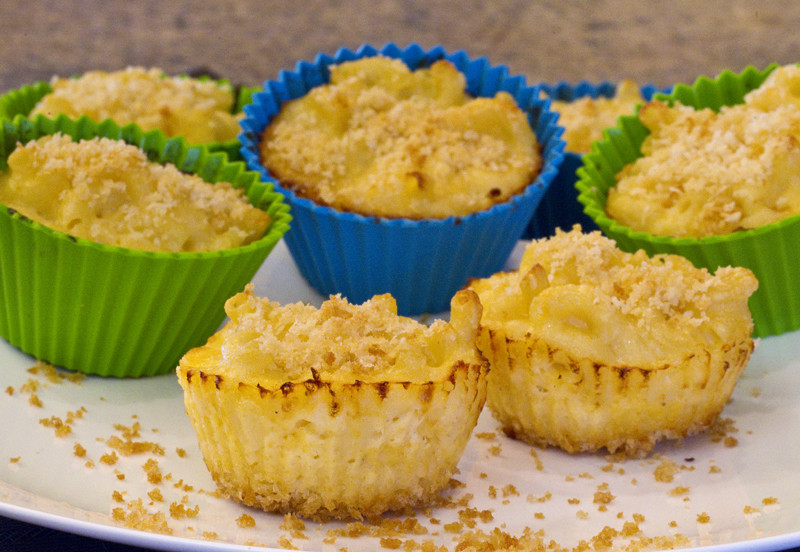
[0,76,258,160]
[576,63,800,338]
[0,114,291,377]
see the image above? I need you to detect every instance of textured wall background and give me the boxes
[0,0,797,91]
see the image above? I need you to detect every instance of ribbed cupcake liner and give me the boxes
[240,42,564,315]
[178,361,487,519]
[575,64,800,337]
[0,114,290,377]
[0,75,258,160]
[478,327,751,457]
[523,81,669,239]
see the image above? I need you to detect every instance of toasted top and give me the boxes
[260,56,541,219]
[30,67,243,144]
[607,64,800,237]
[548,80,644,153]
[180,284,484,385]
[0,134,270,252]
[469,226,757,367]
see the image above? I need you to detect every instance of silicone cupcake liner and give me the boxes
[523,81,669,239]
[575,64,800,337]
[0,114,291,377]
[0,75,259,160]
[240,42,564,315]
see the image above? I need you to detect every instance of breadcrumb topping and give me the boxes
[608,64,800,237]
[260,56,540,218]
[30,66,243,143]
[0,134,270,252]
[206,284,482,383]
[471,226,757,366]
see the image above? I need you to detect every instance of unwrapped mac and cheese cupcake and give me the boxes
[241,43,564,315]
[468,226,757,457]
[0,115,290,377]
[0,67,257,159]
[177,285,488,520]
[576,63,800,337]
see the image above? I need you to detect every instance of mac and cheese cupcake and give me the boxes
[524,81,668,239]
[241,43,564,315]
[0,115,290,377]
[0,67,257,159]
[468,226,757,457]
[178,285,488,520]
[577,64,800,336]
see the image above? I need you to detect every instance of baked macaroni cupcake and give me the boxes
[0,67,257,159]
[468,226,757,457]
[241,43,564,315]
[177,285,488,520]
[547,80,648,155]
[0,115,290,377]
[524,81,668,239]
[577,63,800,336]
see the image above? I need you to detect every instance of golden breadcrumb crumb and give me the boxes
[236,513,256,528]
[669,486,691,497]
[142,458,163,485]
[99,451,119,465]
[653,457,680,483]
[169,501,199,519]
[39,415,71,437]
[112,498,172,534]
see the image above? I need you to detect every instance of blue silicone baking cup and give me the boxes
[523,81,669,240]
[240,43,565,315]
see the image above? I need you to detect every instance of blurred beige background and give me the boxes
[0,0,797,91]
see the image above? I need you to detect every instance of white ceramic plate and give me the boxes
[1,240,799,552]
